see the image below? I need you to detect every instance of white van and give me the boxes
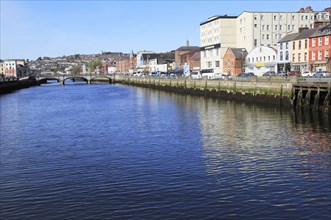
[191,71,201,79]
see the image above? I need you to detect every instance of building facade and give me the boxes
[277,32,299,72]
[237,9,315,53]
[3,59,26,77]
[200,15,237,74]
[309,24,331,72]
[245,46,278,76]
[223,48,247,76]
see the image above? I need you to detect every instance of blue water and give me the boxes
[1,84,331,219]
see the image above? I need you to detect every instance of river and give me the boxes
[1,83,330,219]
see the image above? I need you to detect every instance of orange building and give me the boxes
[223,48,247,76]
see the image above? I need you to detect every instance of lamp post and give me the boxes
[241,48,245,74]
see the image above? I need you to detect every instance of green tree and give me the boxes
[72,65,81,75]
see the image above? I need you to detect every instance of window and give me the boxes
[318,51,322,60]
[280,43,283,50]
[312,38,316,47]
[252,57,254,62]
[262,25,265,30]
[266,25,270,30]
[279,25,283,31]
[280,15,283,20]
[298,53,301,62]
[285,51,289,60]
[293,42,296,50]
[261,15,264,20]
[293,54,295,62]
[275,25,277,30]
[262,34,265,40]
[274,15,277,20]
[299,41,301,49]
[263,56,266,61]
[266,34,269,40]
[292,15,295,20]
[280,52,283,61]
[273,55,276,61]
[248,58,250,63]
[292,25,295,31]
[326,36,329,45]
[319,37,322,46]
[254,24,257,28]
[275,34,278,40]
[286,42,289,49]
[312,51,316,60]
[254,39,257,46]
[215,61,220,67]
[301,15,304,20]
[305,39,308,48]
[288,25,291,31]
[304,52,307,61]
[207,61,212,68]
[268,56,271,61]
[325,49,329,58]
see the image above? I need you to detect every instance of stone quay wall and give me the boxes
[113,76,295,108]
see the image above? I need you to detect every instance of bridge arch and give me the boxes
[90,75,112,84]
[63,76,88,85]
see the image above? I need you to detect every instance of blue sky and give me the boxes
[1,0,330,60]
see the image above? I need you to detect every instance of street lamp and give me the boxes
[241,48,245,73]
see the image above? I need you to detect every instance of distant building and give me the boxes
[223,48,247,76]
[314,7,331,28]
[3,59,27,78]
[277,32,299,72]
[309,24,331,72]
[200,15,237,74]
[291,27,317,73]
[174,40,200,71]
[245,46,278,76]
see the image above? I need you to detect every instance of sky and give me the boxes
[1,0,330,60]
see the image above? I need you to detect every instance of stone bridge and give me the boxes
[38,75,113,85]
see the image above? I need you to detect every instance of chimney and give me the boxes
[299,27,309,33]
[306,6,312,12]
[299,8,304,13]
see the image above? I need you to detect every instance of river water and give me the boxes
[1,83,330,219]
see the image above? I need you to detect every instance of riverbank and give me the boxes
[0,77,39,94]
[113,76,331,112]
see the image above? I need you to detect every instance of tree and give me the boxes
[88,59,103,73]
[72,65,82,75]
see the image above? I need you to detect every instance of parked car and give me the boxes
[287,71,300,76]
[263,71,276,76]
[244,72,255,77]
[276,71,287,76]
[314,71,331,77]
[301,71,313,77]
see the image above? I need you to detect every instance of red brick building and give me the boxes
[309,24,331,72]
[175,40,200,70]
[223,48,247,76]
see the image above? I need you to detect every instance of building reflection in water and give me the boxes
[191,97,331,184]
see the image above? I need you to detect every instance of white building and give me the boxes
[148,59,167,72]
[3,59,25,77]
[200,15,237,74]
[245,46,278,76]
[237,10,315,53]
[277,32,299,72]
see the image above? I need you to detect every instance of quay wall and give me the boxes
[113,76,295,108]
[0,78,39,94]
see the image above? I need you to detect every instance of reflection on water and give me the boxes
[0,85,330,219]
